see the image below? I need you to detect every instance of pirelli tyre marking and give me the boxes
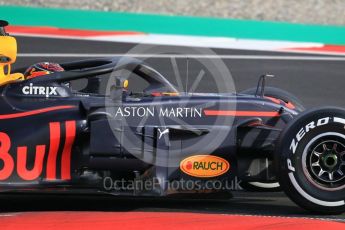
[289,117,330,154]
[287,116,345,207]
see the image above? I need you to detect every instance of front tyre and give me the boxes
[276,107,345,214]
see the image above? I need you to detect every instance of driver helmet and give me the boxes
[24,62,64,79]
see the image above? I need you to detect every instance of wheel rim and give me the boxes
[302,132,345,191]
[309,140,345,183]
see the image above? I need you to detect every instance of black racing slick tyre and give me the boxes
[276,107,345,214]
[240,87,305,112]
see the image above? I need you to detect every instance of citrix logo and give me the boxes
[22,83,58,97]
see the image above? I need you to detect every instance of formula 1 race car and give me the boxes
[1,20,345,214]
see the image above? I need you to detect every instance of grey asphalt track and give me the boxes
[4,36,345,221]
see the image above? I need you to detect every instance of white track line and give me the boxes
[0,214,16,217]
[17,53,345,61]
[223,213,345,223]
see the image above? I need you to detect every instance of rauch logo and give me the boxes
[180,155,230,178]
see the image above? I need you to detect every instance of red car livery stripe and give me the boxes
[46,122,61,180]
[0,105,77,120]
[61,121,77,180]
[47,120,77,181]
[204,110,281,117]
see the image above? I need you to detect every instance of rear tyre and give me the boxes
[276,107,345,214]
[240,87,305,112]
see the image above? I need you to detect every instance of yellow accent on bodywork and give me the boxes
[123,79,129,88]
[0,36,24,86]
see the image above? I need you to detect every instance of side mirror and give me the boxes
[255,74,275,97]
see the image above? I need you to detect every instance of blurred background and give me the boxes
[1,0,345,25]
